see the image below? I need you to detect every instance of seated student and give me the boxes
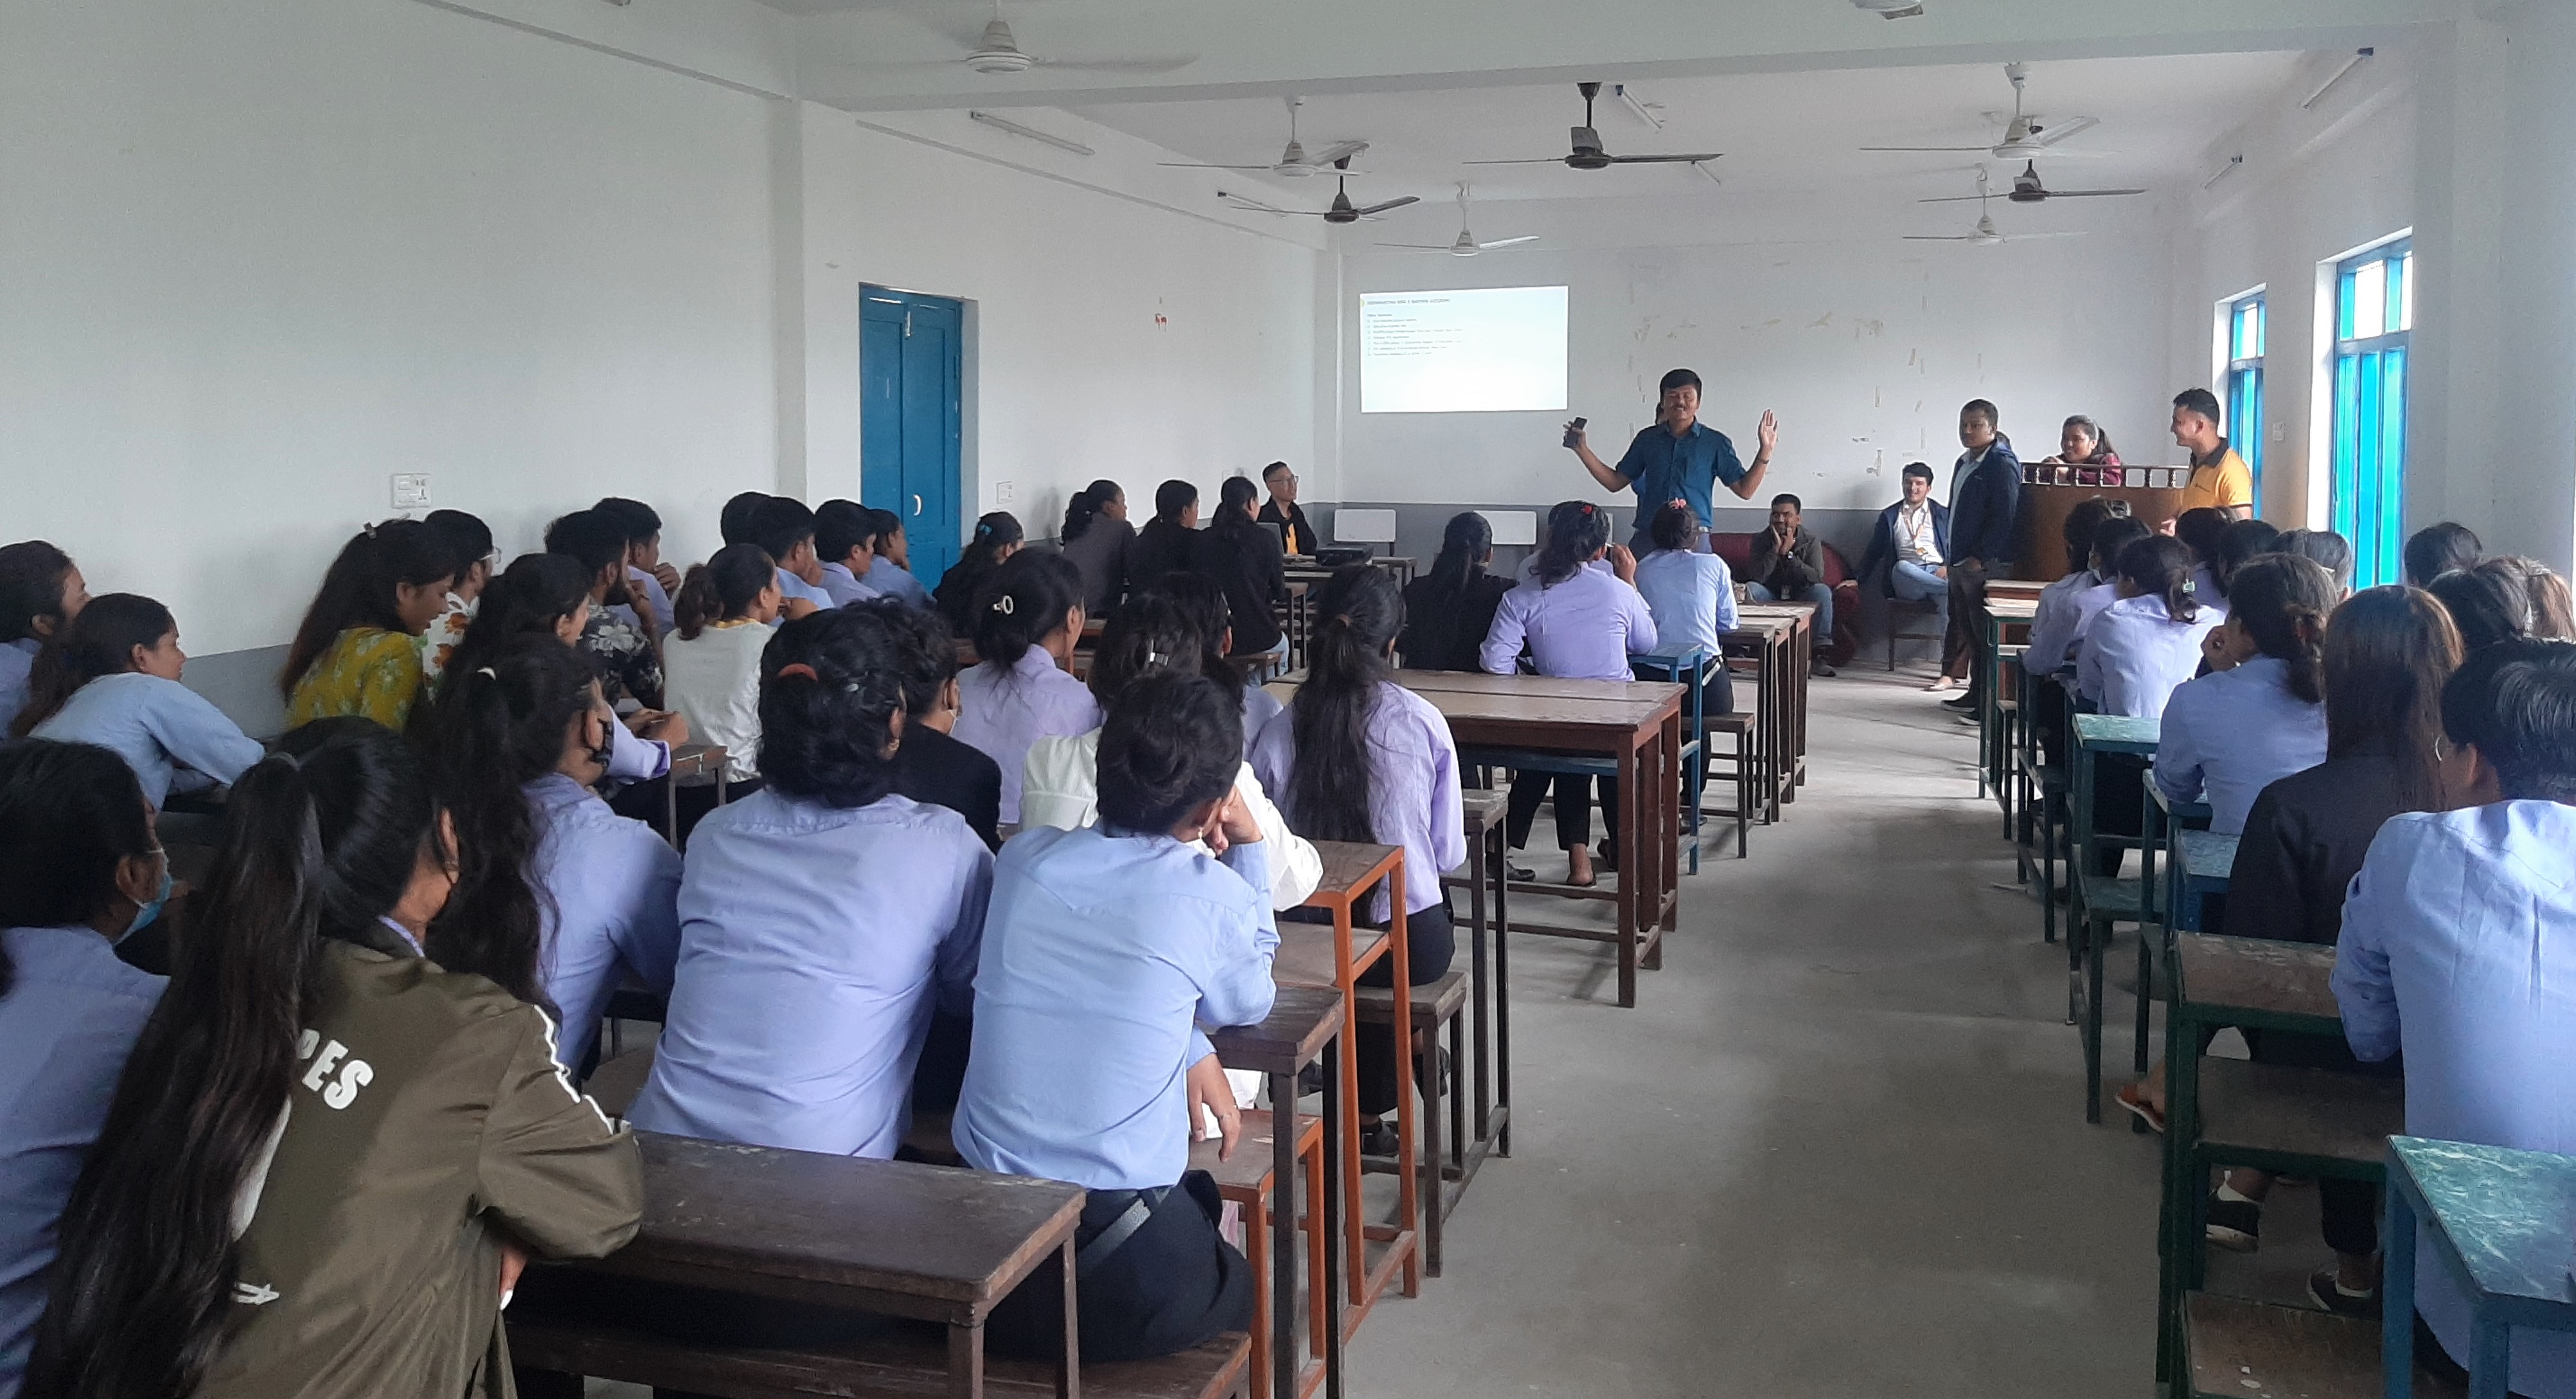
[1854,461,1950,621]
[416,509,496,685]
[1201,477,1290,661]
[956,671,1273,1364]
[2403,520,2482,591]
[416,641,680,1073]
[2427,563,2534,652]
[2039,414,2122,468]
[596,496,681,635]
[1153,571,1285,758]
[2212,518,2282,603]
[663,543,783,798]
[1630,501,1738,714]
[544,507,664,710]
[0,740,167,1398]
[1132,479,1203,587]
[26,720,641,1399]
[2020,500,2130,765]
[2496,557,2576,639]
[2153,555,2336,835]
[1024,593,1321,909]
[872,600,1004,851]
[632,609,991,1159]
[720,490,772,546]
[2334,637,2576,1396]
[749,497,831,619]
[15,595,263,807]
[1257,461,1315,557]
[281,518,455,731]
[2276,528,2356,596]
[1251,567,1464,1146]
[2172,507,2233,618]
[813,498,884,607]
[441,553,687,789]
[1059,479,1135,616]
[1401,512,1515,673]
[860,508,934,609]
[934,512,1025,636]
[2078,535,2223,719]
[0,544,90,736]
[1743,494,1838,678]
[954,552,1100,824]
[1484,501,1659,887]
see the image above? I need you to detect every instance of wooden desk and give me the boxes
[515,1132,1084,1399]
[2174,828,2237,935]
[2385,1136,2576,1399]
[1736,601,1815,806]
[1211,986,1347,1399]
[2070,713,2160,1123]
[1978,597,2041,803]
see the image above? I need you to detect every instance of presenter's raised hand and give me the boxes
[1561,420,1588,452]
[1757,409,1779,458]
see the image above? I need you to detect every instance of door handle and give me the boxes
[912,494,923,517]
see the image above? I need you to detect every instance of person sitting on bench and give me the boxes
[1744,494,1838,678]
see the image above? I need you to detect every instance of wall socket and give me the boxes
[390,474,432,509]
[995,480,1018,505]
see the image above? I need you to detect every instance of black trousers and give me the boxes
[985,1171,1253,1364]
[1355,902,1457,1116]
[1505,771,1619,851]
[1942,559,1992,688]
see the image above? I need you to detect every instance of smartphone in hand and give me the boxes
[1561,416,1588,449]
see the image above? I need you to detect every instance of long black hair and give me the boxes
[27,719,441,1399]
[973,550,1083,672]
[1286,566,1403,844]
[1143,571,1247,704]
[1212,477,1260,541]
[0,738,157,996]
[439,553,595,698]
[1063,479,1123,542]
[2172,508,2229,570]
[11,593,175,737]
[2277,528,2355,593]
[2116,535,2199,623]
[1088,594,1203,709]
[2214,519,2283,597]
[413,639,596,1007]
[0,541,77,645]
[2428,565,2532,652]
[1153,479,1199,526]
[1424,512,1495,598]
[757,609,910,809]
[937,513,1026,632]
[674,543,777,642]
[1647,501,1700,555]
[1533,500,1610,587]
[2324,586,2462,812]
[2223,555,2335,704]
[1097,672,1240,835]
[2403,522,2482,591]
[280,520,453,698]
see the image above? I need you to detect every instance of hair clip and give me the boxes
[1146,650,1171,666]
[992,595,1016,615]
[362,522,380,538]
[774,663,819,682]
[475,666,497,679]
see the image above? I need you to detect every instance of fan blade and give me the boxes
[1477,235,1540,249]
[1462,157,1570,165]
[1903,235,1976,241]
[1305,140,1369,166]
[1159,162,1282,170]
[1351,195,1421,217]
[1999,231,2089,240]
[1918,193,1991,203]
[2042,188,2147,198]
[1218,195,1295,215]
[1860,145,1993,153]
[1036,56,1200,73]
[1605,153,1723,164]
[1376,243,1461,250]
[2032,115,2101,147]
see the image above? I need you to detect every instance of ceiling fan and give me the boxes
[843,0,1196,76]
[1906,172,2086,245]
[1378,185,1538,256]
[1467,82,1723,172]
[1159,97,1366,179]
[1220,159,1419,224]
[1864,62,2104,161]
[1922,161,2144,204]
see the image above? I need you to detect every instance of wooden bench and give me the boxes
[514,1319,1248,1399]
[1191,1112,1326,1399]
[2179,1292,2462,1398]
[1210,985,1347,1399]
[1355,966,1474,1277]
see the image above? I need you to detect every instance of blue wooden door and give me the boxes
[860,289,964,590]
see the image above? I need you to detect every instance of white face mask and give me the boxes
[121,844,172,941]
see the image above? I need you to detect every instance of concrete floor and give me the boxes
[1344,665,2173,1398]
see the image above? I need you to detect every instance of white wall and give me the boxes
[1337,222,2176,515]
[1,0,779,655]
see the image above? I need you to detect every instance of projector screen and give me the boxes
[1359,286,1568,414]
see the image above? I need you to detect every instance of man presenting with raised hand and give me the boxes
[1565,368,1777,554]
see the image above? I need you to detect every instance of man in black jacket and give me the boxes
[1746,494,1838,678]
[1256,461,1317,559]
[1936,400,2023,711]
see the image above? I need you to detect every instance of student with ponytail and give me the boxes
[0,543,90,735]
[664,542,784,787]
[632,608,992,1160]
[1250,566,1463,1142]
[2153,554,2337,835]
[1400,511,1515,672]
[1150,570,1279,756]
[935,511,1027,634]
[1630,501,1739,713]
[1058,478,1134,615]
[1481,501,1659,886]
[415,640,681,1072]
[0,740,166,1399]
[1132,479,1204,585]
[2076,535,2222,719]
[1200,476,1288,659]
[15,595,262,808]
[24,719,641,1399]
[954,551,1098,823]
[281,519,456,730]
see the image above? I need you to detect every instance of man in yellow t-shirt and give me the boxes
[2167,388,2254,528]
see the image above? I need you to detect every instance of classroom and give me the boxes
[5,1,2576,1396]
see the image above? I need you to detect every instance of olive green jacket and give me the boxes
[199,933,643,1399]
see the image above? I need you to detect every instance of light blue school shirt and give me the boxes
[954,826,1278,1192]
[626,567,676,634]
[0,640,37,736]
[2334,801,2576,1399]
[2190,563,2231,619]
[1480,566,1660,681]
[0,926,163,1397]
[2021,569,2100,675]
[866,556,934,609]
[1249,681,1465,921]
[526,774,682,1071]
[818,560,882,608]
[2075,594,2221,717]
[1631,549,1738,659]
[29,672,265,809]
[775,567,833,611]
[955,647,1103,824]
[630,789,990,1159]
[2151,656,2328,835]
[1240,684,1283,762]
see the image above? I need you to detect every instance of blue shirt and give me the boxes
[2334,801,2576,1399]
[775,567,833,611]
[0,640,37,737]
[630,789,991,1159]
[817,561,881,608]
[2151,657,2328,835]
[866,556,934,609]
[2076,594,2221,717]
[1240,684,1283,763]
[1613,422,1746,528]
[0,927,164,1396]
[955,826,1277,1191]
[1481,566,1660,681]
[29,672,265,808]
[2021,569,2101,675]
[1249,681,1465,921]
[526,774,683,1071]
[955,647,1104,824]
[1631,549,1738,659]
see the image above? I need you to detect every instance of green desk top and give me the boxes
[2391,1136,2576,1314]
[2149,780,2212,821]
[2073,713,2162,753]
[2178,828,2239,888]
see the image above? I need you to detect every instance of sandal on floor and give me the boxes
[2114,1080,2165,1134]
[1925,675,1960,693]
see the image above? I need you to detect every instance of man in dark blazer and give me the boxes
[1256,461,1317,559]
[1855,461,1953,600]
[1937,400,2022,712]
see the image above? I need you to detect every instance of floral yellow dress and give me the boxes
[287,627,427,731]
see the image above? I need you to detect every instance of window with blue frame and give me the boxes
[2331,241,2412,585]
[2224,294,2266,504]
